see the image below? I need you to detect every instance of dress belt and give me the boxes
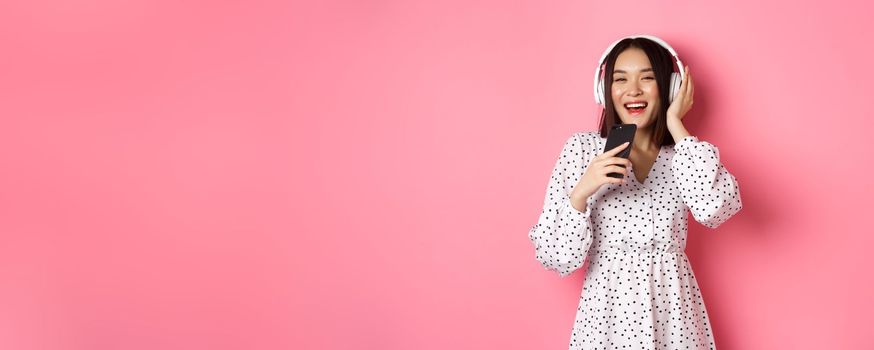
[589,248,684,256]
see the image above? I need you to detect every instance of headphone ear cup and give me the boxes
[596,76,605,106]
[668,72,680,103]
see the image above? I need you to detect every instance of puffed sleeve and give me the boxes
[527,132,595,278]
[670,135,743,229]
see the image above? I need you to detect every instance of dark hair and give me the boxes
[597,37,678,147]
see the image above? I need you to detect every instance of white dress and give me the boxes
[528,131,743,349]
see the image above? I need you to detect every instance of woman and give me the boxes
[528,35,743,349]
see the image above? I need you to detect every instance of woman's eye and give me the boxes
[614,77,653,82]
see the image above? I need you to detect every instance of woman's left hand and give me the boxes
[666,64,694,122]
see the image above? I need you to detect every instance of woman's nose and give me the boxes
[629,81,644,95]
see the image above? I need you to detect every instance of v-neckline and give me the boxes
[628,146,664,186]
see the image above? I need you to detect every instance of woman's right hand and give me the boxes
[570,142,633,209]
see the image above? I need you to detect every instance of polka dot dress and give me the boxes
[528,131,743,349]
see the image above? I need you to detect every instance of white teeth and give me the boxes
[624,102,647,108]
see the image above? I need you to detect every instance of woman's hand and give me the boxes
[666,64,694,122]
[570,142,632,211]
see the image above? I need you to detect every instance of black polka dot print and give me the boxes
[528,131,743,349]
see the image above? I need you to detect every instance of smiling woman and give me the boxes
[528,35,742,350]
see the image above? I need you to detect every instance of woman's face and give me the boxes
[610,47,660,130]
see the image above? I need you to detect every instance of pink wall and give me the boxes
[1,0,871,349]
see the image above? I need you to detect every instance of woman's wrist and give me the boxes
[570,187,592,210]
[666,118,691,143]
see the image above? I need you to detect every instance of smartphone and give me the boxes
[603,124,636,179]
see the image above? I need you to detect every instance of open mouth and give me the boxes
[623,102,648,115]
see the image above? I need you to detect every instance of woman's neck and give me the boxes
[632,130,658,153]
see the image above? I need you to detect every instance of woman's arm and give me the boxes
[528,133,596,277]
[670,135,743,228]
[665,66,741,227]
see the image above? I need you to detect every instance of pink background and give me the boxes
[1,0,872,349]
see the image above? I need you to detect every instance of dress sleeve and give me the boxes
[527,133,596,278]
[670,135,743,229]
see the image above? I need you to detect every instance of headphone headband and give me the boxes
[593,34,685,106]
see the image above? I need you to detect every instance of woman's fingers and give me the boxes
[685,66,692,101]
[603,165,628,176]
[601,142,629,157]
[592,145,634,184]
[601,156,632,168]
[674,73,686,102]
[689,69,694,102]
[681,66,689,98]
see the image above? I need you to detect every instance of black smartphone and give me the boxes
[603,124,636,179]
